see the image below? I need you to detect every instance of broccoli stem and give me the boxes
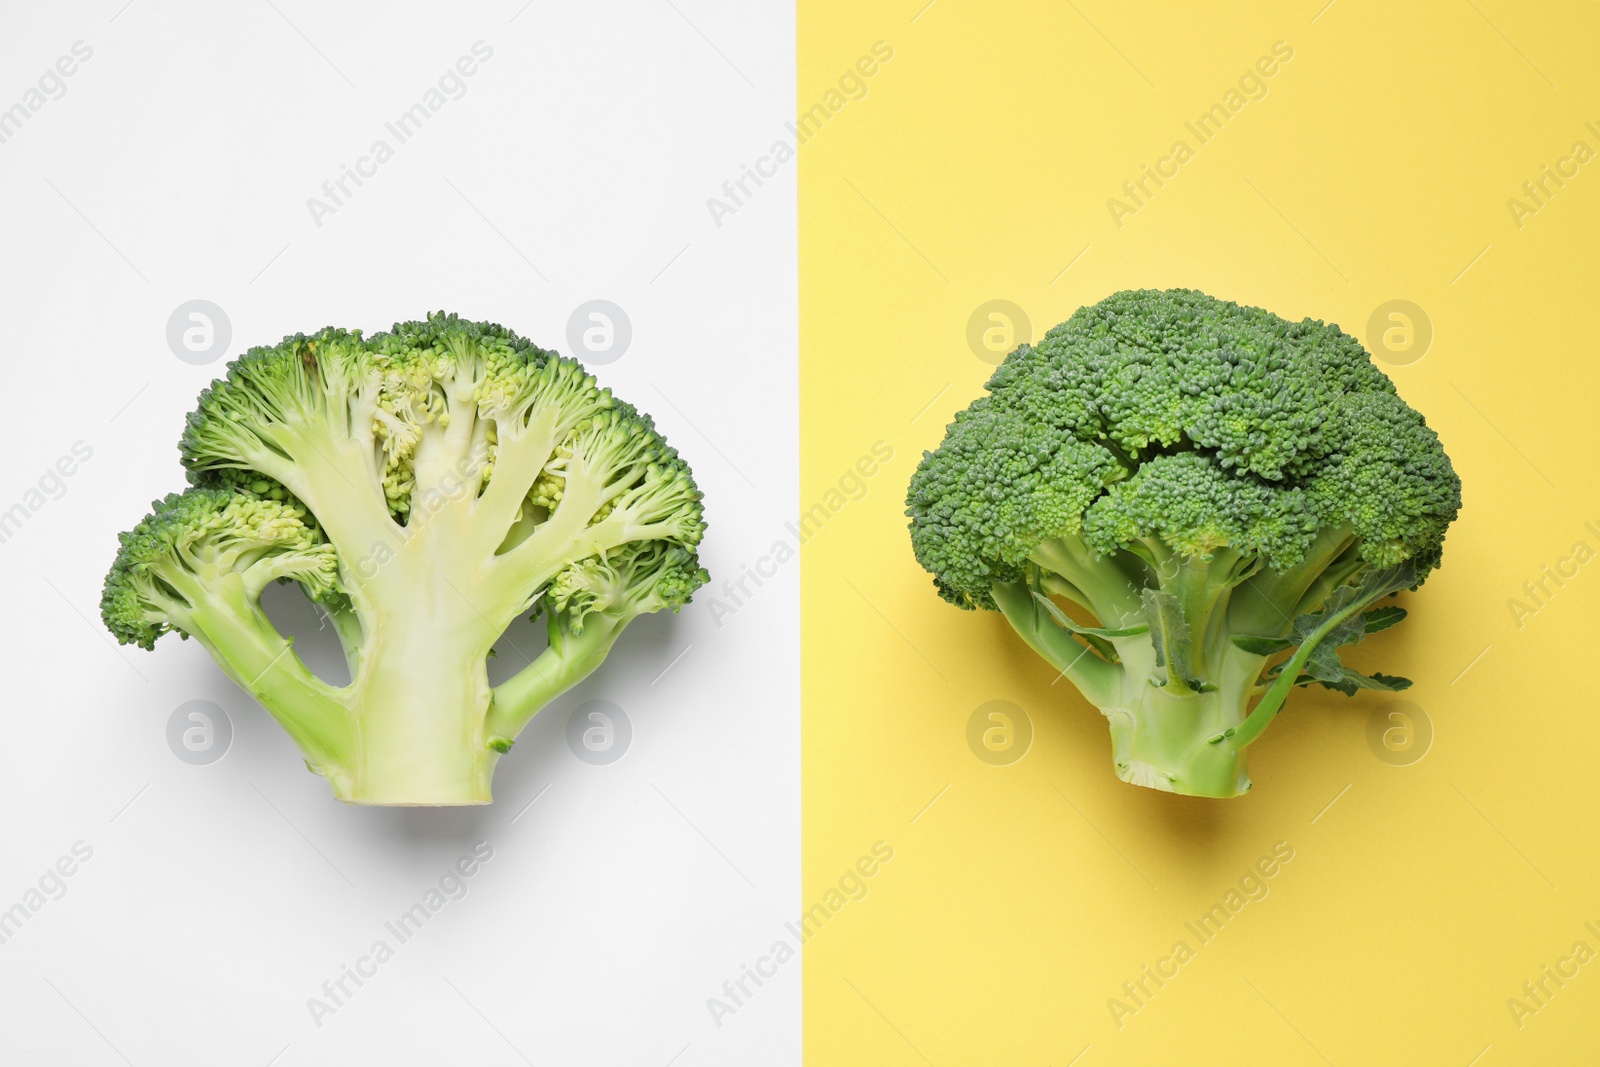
[1030,535,1144,626]
[1001,544,1413,796]
[1077,631,1268,796]
[320,600,365,682]
[234,423,395,555]
[337,632,497,805]
[485,613,629,743]
[330,536,511,805]
[470,413,561,556]
[492,469,617,590]
[1225,526,1354,638]
[1103,676,1254,796]
[167,569,355,786]
[991,581,1121,707]
[1020,554,1418,795]
[1226,562,1411,750]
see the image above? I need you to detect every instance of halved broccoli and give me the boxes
[103,313,707,805]
[907,289,1460,797]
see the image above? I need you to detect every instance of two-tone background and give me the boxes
[0,2,797,1064]
[2,1,1596,1063]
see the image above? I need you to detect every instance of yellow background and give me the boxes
[799,2,1600,1063]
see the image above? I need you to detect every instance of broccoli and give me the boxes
[102,313,707,805]
[907,289,1460,797]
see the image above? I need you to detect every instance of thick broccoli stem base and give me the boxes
[1005,546,1411,796]
[334,552,506,804]
[1004,545,1292,796]
[1103,675,1254,797]
[337,652,496,806]
[996,578,1262,795]
[1097,630,1266,796]
[323,561,508,803]
[324,585,633,803]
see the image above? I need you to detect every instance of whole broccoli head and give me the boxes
[103,313,707,805]
[907,289,1460,797]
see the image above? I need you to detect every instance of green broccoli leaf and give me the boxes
[1030,590,1149,639]
[1308,669,1413,696]
[1232,634,1292,657]
[1141,588,1212,691]
[1362,605,1408,633]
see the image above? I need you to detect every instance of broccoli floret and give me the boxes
[907,289,1460,797]
[104,312,708,805]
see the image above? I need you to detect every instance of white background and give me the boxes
[0,2,798,1063]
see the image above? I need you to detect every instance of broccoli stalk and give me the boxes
[908,290,1460,797]
[992,541,1415,796]
[103,314,707,805]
